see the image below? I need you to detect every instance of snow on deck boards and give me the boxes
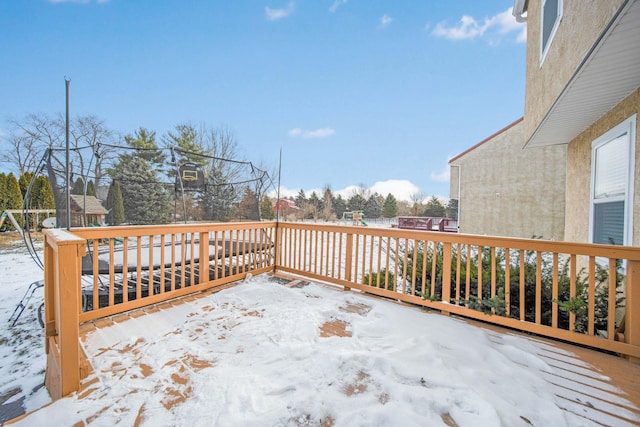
[10,275,640,426]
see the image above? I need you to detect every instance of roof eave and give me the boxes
[524,0,640,149]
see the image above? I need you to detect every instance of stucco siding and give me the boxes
[565,87,640,245]
[450,120,566,240]
[523,0,624,143]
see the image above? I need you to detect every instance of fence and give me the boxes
[44,221,640,399]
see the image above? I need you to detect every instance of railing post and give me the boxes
[344,233,353,290]
[441,242,452,314]
[626,260,640,363]
[274,223,282,272]
[43,230,86,399]
[199,231,209,284]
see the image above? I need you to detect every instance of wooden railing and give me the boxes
[275,223,640,359]
[43,222,275,399]
[43,221,640,399]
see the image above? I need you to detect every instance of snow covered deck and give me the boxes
[11,274,640,426]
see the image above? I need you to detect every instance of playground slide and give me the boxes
[361,220,368,226]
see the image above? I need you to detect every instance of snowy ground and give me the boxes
[1,238,640,426]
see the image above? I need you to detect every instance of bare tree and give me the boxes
[2,113,62,174]
[409,192,425,216]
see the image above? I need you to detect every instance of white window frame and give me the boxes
[589,114,636,247]
[540,0,563,64]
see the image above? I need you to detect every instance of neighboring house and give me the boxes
[273,199,298,220]
[449,118,566,240]
[69,194,109,226]
[513,0,640,246]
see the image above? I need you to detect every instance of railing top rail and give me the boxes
[70,221,275,239]
[43,228,86,246]
[277,222,640,260]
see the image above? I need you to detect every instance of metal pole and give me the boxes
[276,147,282,222]
[65,78,71,230]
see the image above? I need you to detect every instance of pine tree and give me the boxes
[105,180,125,225]
[423,196,446,217]
[86,180,97,197]
[364,194,383,218]
[347,194,366,212]
[295,189,306,207]
[18,172,34,198]
[31,176,55,209]
[382,193,399,218]
[236,187,259,220]
[260,195,275,220]
[72,177,85,195]
[1,173,24,230]
[114,156,172,224]
[331,195,346,219]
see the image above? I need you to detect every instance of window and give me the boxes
[590,115,636,246]
[540,0,562,62]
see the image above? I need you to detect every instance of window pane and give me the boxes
[593,201,624,245]
[594,132,627,199]
[542,0,559,50]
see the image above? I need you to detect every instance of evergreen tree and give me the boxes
[1,173,24,230]
[364,193,383,218]
[321,187,335,221]
[236,187,259,220]
[164,124,206,167]
[30,176,55,209]
[122,127,165,166]
[86,180,97,197]
[423,196,446,217]
[382,193,399,218]
[259,195,275,220]
[333,194,347,219]
[200,168,235,221]
[347,193,366,212]
[446,198,459,219]
[308,192,322,212]
[0,173,6,211]
[72,177,85,195]
[105,180,125,225]
[295,189,307,207]
[18,172,34,198]
[113,156,172,224]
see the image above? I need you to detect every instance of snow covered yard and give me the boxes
[2,240,640,426]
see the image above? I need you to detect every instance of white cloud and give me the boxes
[329,0,347,13]
[369,180,420,201]
[288,127,335,139]
[379,14,393,28]
[430,167,450,183]
[265,2,294,21]
[432,7,525,43]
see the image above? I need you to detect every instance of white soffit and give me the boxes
[526,0,640,148]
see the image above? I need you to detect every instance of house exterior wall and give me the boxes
[523,0,624,143]
[565,87,640,245]
[449,120,566,240]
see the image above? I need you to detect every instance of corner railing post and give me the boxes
[43,229,86,399]
[626,260,640,363]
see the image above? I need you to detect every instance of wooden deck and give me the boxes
[60,276,640,426]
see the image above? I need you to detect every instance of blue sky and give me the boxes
[0,0,526,201]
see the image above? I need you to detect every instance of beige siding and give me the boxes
[450,120,566,239]
[523,0,624,143]
[565,88,640,245]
